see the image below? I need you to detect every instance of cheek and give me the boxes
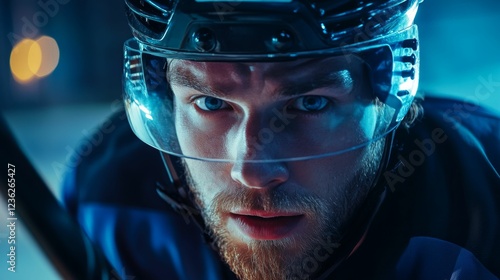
[338,102,379,145]
[287,148,367,194]
[175,105,231,159]
[355,103,380,140]
[185,159,231,204]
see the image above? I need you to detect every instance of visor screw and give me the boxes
[397,54,417,65]
[404,54,417,65]
[272,30,294,51]
[192,28,216,52]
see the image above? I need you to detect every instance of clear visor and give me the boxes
[123,26,419,163]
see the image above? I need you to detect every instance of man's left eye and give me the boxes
[290,96,329,112]
[194,96,230,111]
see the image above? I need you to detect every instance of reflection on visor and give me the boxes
[123,26,419,162]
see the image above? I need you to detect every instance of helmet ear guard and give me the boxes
[355,30,419,125]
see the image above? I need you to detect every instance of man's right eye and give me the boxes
[194,96,230,111]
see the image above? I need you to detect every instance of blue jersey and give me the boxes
[62,97,500,279]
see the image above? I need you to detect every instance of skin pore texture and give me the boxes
[168,56,388,280]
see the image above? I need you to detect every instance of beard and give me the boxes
[182,139,384,280]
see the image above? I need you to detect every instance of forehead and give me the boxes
[167,55,363,87]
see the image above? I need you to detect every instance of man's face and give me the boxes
[168,56,386,279]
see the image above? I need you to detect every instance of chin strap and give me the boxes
[155,152,219,250]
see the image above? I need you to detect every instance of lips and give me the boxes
[229,212,304,240]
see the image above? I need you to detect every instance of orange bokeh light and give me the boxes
[10,36,60,84]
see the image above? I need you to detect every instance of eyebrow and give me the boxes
[167,68,351,98]
[168,70,228,98]
[274,71,352,97]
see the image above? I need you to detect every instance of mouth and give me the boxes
[229,211,305,240]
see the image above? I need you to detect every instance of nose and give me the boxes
[229,113,289,189]
[231,159,289,189]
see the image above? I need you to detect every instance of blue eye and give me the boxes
[194,96,229,111]
[291,96,329,112]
